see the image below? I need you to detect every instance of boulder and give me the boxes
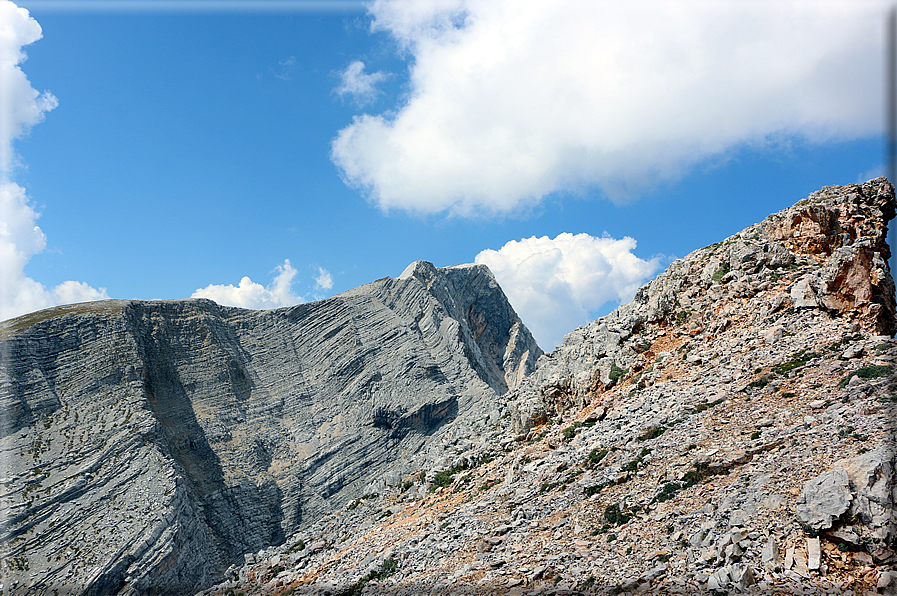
[795,468,851,530]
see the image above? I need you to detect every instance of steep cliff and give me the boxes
[202,178,896,596]
[0,262,541,595]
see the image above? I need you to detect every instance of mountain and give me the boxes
[198,178,896,596]
[0,261,541,594]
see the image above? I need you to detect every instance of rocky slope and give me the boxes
[0,262,541,595]
[201,178,896,596]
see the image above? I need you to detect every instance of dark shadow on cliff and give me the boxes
[121,302,287,590]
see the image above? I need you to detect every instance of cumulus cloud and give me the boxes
[475,233,660,349]
[333,0,886,216]
[0,1,58,174]
[335,60,390,106]
[314,266,333,290]
[0,182,109,321]
[191,259,305,310]
[0,2,108,322]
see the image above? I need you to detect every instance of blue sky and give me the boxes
[0,0,889,349]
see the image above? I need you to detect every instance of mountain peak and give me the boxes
[200,179,895,596]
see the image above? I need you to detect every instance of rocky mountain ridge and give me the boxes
[200,178,896,596]
[0,262,540,594]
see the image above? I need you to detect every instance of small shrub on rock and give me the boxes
[838,365,893,388]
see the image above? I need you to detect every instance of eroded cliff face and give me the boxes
[197,178,895,596]
[0,262,541,595]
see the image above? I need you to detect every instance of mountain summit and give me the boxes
[0,262,540,594]
[199,178,895,596]
[1,178,895,596]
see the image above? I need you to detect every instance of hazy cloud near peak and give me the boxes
[476,232,660,350]
[192,260,304,310]
[333,0,885,216]
[191,261,335,309]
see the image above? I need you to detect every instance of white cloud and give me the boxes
[0,3,108,322]
[191,259,306,310]
[0,182,109,321]
[335,60,389,106]
[475,233,660,349]
[333,0,886,216]
[0,0,58,174]
[314,266,333,290]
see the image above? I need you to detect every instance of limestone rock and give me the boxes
[201,178,897,596]
[0,262,540,595]
[5,179,897,596]
[796,468,852,530]
[511,177,897,432]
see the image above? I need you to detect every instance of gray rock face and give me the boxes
[198,178,897,596]
[796,468,851,530]
[510,177,896,432]
[0,262,540,595]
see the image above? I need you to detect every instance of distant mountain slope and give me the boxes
[0,262,541,595]
[202,178,896,596]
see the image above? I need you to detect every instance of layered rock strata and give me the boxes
[0,262,540,595]
[203,178,896,596]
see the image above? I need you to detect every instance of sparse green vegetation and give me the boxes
[609,363,628,383]
[654,481,683,503]
[0,301,122,339]
[603,503,631,526]
[584,484,607,498]
[711,262,730,283]
[431,468,461,491]
[828,334,864,352]
[838,365,893,388]
[540,469,583,494]
[287,540,306,554]
[687,397,725,415]
[430,454,495,492]
[623,447,651,472]
[337,557,399,596]
[773,349,820,376]
[587,447,609,465]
